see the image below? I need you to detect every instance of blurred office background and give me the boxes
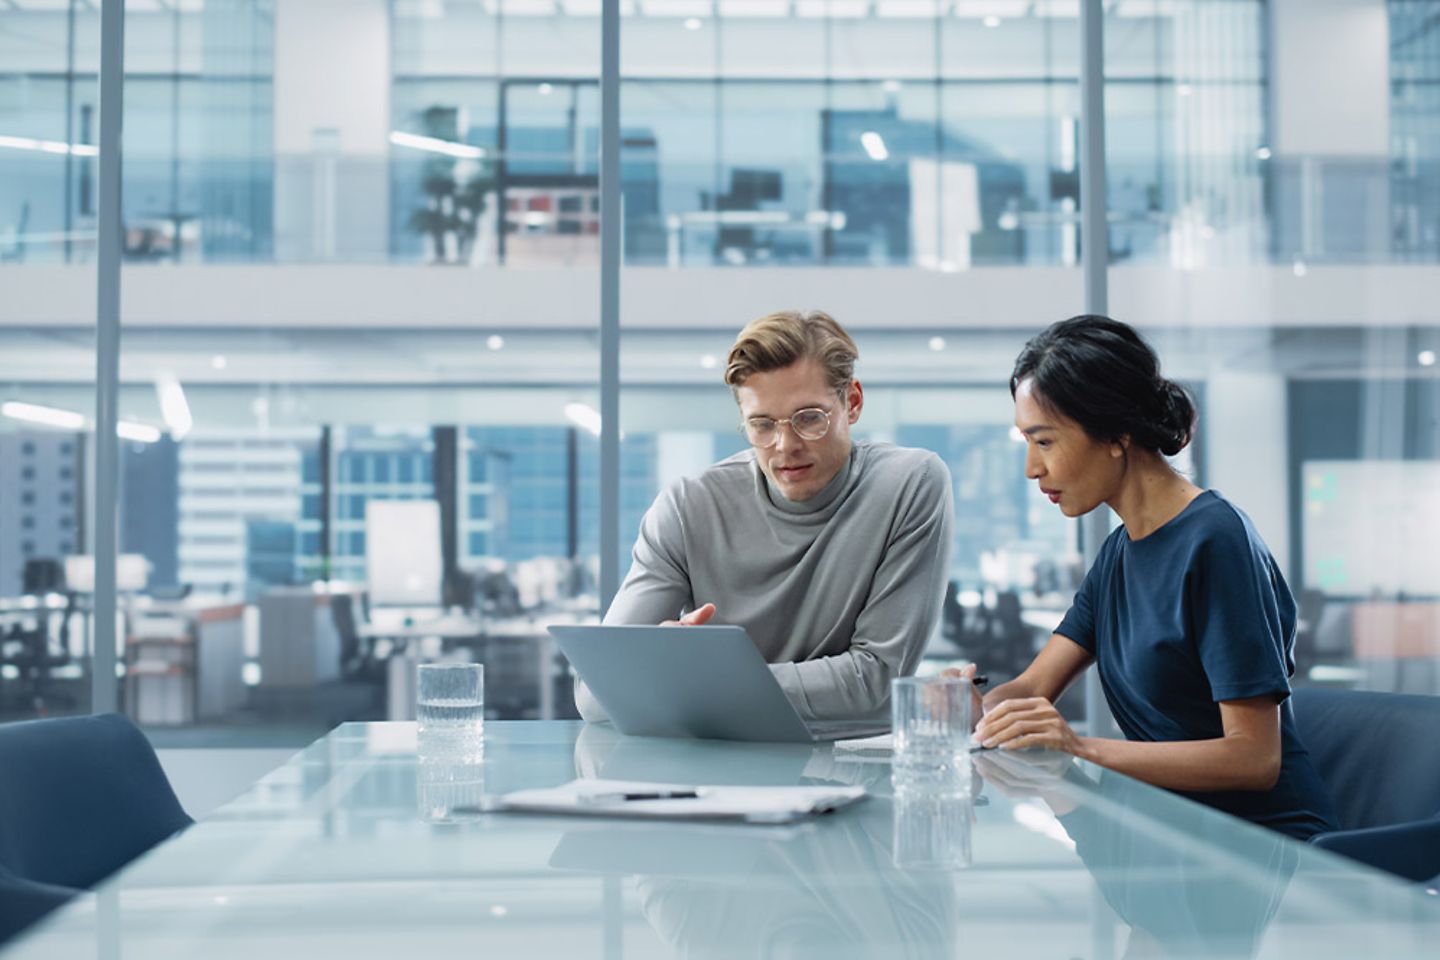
[0,0,1437,748]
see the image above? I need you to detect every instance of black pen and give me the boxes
[972,674,989,688]
[581,789,700,803]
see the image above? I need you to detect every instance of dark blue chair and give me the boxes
[0,713,192,944]
[1292,688,1440,885]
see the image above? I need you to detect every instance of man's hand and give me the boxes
[660,602,716,627]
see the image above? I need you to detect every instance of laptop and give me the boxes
[549,624,886,744]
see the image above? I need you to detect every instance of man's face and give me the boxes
[734,358,863,502]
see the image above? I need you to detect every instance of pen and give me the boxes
[580,789,701,803]
[973,674,989,687]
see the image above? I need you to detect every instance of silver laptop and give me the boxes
[549,624,884,743]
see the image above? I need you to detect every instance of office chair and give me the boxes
[0,560,76,715]
[0,713,193,943]
[0,865,74,945]
[1292,688,1440,884]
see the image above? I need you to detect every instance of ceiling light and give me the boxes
[1177,84,1193,97]
[983,16,1002,28]
[1419,350,1437,367]
[210,354,228,370]
[564,402,602,437]
[538,83,554,96]
[928,337,946,352]
[117,421,162,443]
[156,374,194,441]
[389,131,486,160]
[0,134,98,157]
[1255,146,1272,161]
[860,131,889,161]
[1292,259,1307,278]
[699,354,718,369]
[1,401,86,431]
[684,17,703,30]
[487,335,505,351]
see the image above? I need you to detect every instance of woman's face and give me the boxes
[1013,377,1126,518]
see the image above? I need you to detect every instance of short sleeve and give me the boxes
[1188,517,1295,704]
[1056,534,1115,654]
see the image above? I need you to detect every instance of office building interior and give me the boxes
[3,1,1440,956]
[1,0,1437,755]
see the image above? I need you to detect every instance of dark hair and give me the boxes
[1010,315,1196,457]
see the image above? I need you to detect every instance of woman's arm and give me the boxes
[950,632,1092,729]
[983,632,1093,709]
[978,694,1283,793]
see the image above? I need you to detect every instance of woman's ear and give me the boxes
[1110,435,1130,458]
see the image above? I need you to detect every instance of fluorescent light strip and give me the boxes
[564,402,602,438]
[0,134,98,157]
[1,401,86,431]
[389,130,486,160]
[860,131,890,161]
[117,421,163,443]
[155,375,194,441]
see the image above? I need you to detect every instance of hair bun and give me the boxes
[1156,379,1196,457]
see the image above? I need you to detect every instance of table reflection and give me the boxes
[567,725,967,959]
[976,750,1297,960]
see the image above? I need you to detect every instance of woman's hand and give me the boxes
[975,696,1084,756]
[939,663,986,732]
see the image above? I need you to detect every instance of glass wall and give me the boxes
[2,0,1437,741]
[1110,0,1440,699]
[0,1,100,723]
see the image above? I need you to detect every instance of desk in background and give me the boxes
[126,601,248,726]
[3,721,1436,958]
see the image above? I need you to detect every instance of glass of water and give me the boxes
[417,662,485,763]
[891,675,972,795]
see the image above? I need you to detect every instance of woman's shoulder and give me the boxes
[1182,491,1276,563]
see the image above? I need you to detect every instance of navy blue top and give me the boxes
[1056,491,1338,840]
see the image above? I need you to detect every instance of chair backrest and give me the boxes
[0,863,76,946]
[1291,688,1440,830]
[0,713,192,890]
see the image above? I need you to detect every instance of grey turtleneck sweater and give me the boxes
[578,441,954,725]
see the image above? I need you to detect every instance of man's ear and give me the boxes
[847,380,864,424]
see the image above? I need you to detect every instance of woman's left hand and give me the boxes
[975,697,1083,755]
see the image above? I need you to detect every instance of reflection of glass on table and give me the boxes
[416,758,486,824]
[892,789,974,872]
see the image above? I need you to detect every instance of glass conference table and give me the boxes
[4,721,1438,959]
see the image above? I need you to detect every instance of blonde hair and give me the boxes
[724,309,859,393]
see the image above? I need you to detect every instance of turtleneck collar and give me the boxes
[758,443,860,516]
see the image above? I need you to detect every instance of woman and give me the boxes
[958,315,1337,840]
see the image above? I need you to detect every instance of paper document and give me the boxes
[478,778,867,824]
[833,732,991,762]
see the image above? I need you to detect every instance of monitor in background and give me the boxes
[1302,461,1440,598]
[365,499,443,608]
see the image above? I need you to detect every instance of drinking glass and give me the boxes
[417,662,485,763]
[891,675,972,795]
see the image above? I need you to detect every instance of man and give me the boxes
[577,309,954,725]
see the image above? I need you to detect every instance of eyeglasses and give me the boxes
[742,407,832,447]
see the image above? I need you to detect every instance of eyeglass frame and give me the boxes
[739,404,838,447]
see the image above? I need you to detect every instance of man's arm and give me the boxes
[770,456,954,721]
[575,486,694,721]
